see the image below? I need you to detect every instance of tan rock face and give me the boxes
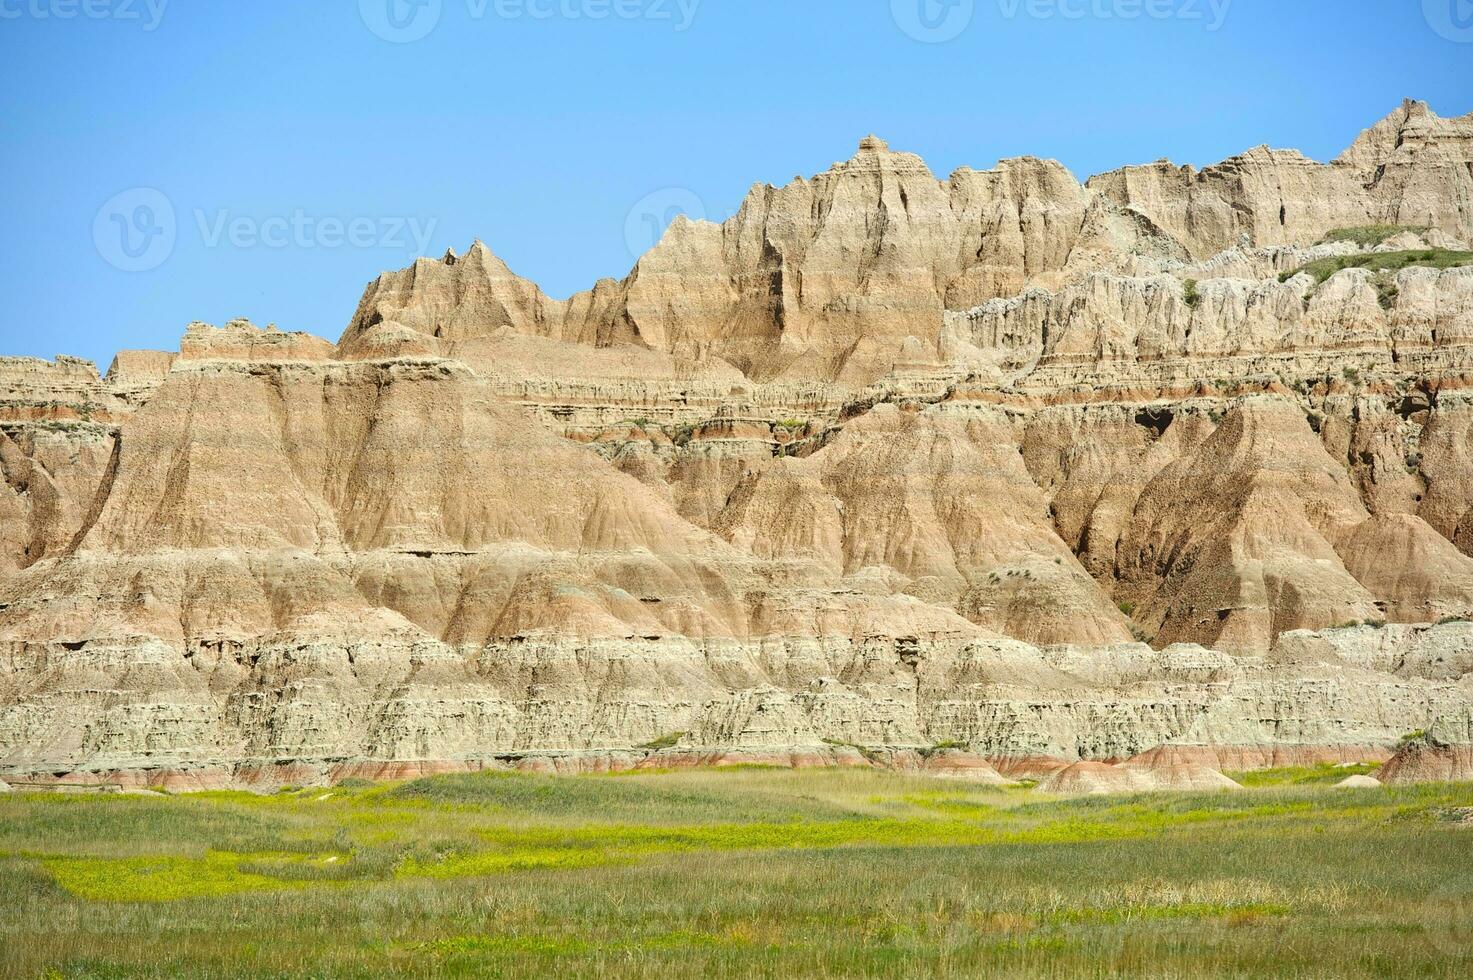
[75,357,723,560]
[715,403,1132,646]
[1090,100,1473,258]
[0,424,115,574]
[0,356,121,576]
[1117,396,1380,650]
[341,101,1473,387]
[6,103,1473,782]
[950,265,1473,388]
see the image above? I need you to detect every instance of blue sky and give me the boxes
[1,0,1469,368]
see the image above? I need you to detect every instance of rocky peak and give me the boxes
[338,239,565,357]
[330,105,1473,383]
[0,355,100,385]
[826,134,936,178]
[180,319,336,364]
[1336,99,1473,170]
[104,350,177,385]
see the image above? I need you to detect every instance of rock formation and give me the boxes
[1380,725,1473,783]
[5,101,1473,788]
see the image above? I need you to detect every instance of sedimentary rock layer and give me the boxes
[5,101,1473,783]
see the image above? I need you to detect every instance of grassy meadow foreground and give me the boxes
[1,767,1471,978]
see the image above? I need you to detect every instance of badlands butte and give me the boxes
[6,99,1473,791]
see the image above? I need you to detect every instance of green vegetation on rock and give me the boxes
[1279,249,1473,285]
[1182,278,1201,308]
[1318,225,1430,248]
[638,731,686,751]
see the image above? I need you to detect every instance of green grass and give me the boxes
[637,731,685,751]
[1,769,1471,978]
[1280,248,1473,285]
[1226,763,1382,787]
[42,850,344,901]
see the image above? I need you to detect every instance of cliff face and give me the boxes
[1089,100,1473,258]
[949,265,1473,381]
[6,102,1473,783]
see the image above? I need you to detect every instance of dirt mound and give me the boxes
[1380,734,1473,784]
[1335,774,1383,788]
[1037,761,1153,795]
[919,751,1016,784]
[1125,761,1241,791]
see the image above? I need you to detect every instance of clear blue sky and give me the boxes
[1,0,1469,368]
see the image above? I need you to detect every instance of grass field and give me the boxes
[1280,248,1473,284]
[1,767,1471,978]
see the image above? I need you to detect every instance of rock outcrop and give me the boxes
[1036,758,1240,794]
[6,102,1473,787]
[1090,100,1473,258]
[1379,727,1473,784]
[341,101,1473,387]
